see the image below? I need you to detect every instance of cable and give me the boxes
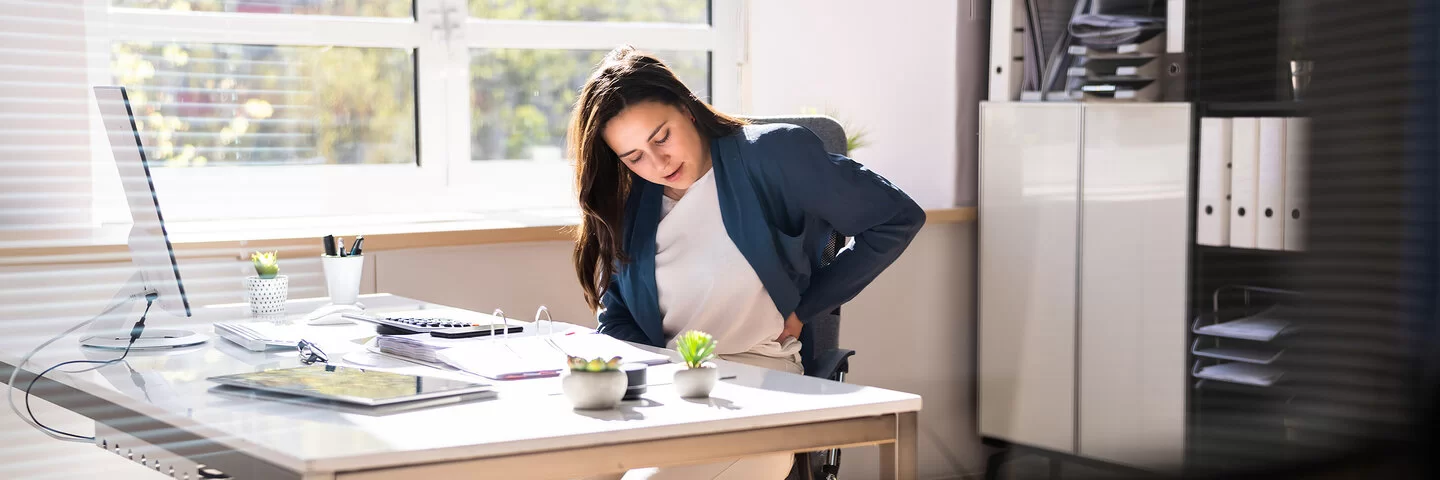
[7,294,153,442]
[6,292,137,443]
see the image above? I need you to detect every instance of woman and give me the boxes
[569,46,924,479]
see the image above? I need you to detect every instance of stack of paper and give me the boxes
[550,333,672,365]
[365,330,671,380]
[376,334,447,364]
[1194,306,1294,342]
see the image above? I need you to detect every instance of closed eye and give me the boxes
[655,129,671,145]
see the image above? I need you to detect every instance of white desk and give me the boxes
[2,294,921,479]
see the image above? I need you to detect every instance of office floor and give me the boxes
[0,393,159,479]
[990,455,1149,480]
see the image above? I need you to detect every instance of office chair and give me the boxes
[744,115,856,480]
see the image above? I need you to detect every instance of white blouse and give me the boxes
[654,168,802,360]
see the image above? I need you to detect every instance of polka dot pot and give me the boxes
[245,275,289,316]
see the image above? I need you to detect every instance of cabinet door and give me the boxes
[978,103,1082,453]
[1078,104,1191,471]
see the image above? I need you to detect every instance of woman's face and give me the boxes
[602,100,710,192]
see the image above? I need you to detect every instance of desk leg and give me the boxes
[878,411,918,480]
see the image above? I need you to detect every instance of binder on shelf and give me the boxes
[1197,117,1233,246]
[1257,118,1288,250]
[1193,361,1285,387]
[1285,117,1310,251]
[1229,118,1261,248]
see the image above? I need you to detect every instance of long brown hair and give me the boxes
[569,45,745,312]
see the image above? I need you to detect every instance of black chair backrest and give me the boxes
[742,115,849,368]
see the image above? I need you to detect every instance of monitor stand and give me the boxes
[79,329,209,350]
[78,272,207,350]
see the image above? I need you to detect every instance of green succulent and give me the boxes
[567,355,622,372]
[675,330,716,369]
[250,251,279,279]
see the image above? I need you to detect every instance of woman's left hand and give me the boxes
[777,313,803,343]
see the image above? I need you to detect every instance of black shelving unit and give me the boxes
[1185,0,1307,103]
[1182,0,1315,469]
[1183,98,1312,475]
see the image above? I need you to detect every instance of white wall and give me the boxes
[743,0,962,209]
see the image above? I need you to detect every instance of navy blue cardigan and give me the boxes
[596,123,925,349]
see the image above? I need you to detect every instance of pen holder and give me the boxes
[622,363,648,400]
[321,255,364,306]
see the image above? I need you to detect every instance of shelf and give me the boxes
[1198,101,1308,117]
[1195,245,1304,257]
[1192,245,1307,259]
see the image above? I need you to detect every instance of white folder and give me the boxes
[1256,118,1287,250]
[1196,118,1232,246]
[1284,117,1309,251]
[1229,118,1261,248]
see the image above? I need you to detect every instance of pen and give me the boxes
[349,235,365,256]
[323,234,337,256]
[498,370,560,380]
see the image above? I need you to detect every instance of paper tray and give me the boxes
[1192,340,1284,364]
[1193,361,1285,387]
[1193,307,1293,342]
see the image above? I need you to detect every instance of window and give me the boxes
[469,48,708,163]
[468,0,708,23]
[113,42,417,167]
[86,0,741,222]
[113,0,414,17]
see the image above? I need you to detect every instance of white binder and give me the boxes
[1229,118,1261,248]
[1284,117,1309,251]
[1196,118,1232,246]
[1256,118,1287,250]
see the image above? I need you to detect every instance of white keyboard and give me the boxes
[214,322,303,351]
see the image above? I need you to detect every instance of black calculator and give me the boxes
[341,313,524,337]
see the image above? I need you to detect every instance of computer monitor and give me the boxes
[80,86,207,350]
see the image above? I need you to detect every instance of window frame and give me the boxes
[82,0,743,224]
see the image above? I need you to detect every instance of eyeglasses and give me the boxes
[297,339,328,365]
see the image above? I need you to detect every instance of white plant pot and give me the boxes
[561,370,627,410]
[673,365,719,398]
[245,275,288,316]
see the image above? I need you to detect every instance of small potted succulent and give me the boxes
[560,355,627,410]
[672,330,718,398]
[244,251,288,316]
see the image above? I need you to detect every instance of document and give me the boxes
[436,333,671,380]
[1197,117,1233,246]
[1256,117,1287,250]
[1229,117,1261,248]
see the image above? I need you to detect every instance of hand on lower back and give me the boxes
[776,313,803,342]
